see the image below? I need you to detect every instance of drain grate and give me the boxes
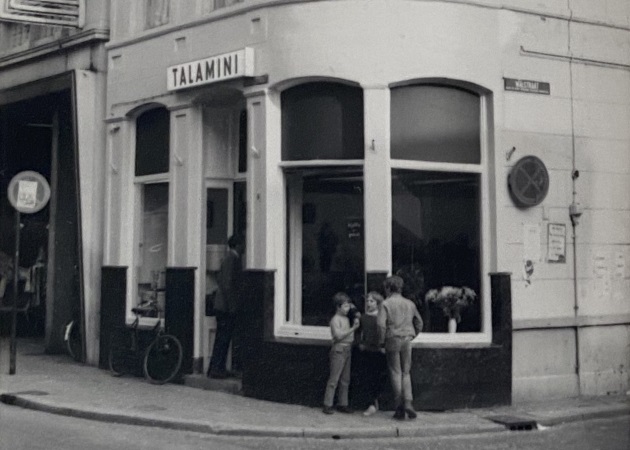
[487,415,538,431]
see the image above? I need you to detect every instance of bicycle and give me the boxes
[108,300,183,385]
[63,317,82,362]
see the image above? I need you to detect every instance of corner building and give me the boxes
[103,0,630,409]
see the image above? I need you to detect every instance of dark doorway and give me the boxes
[0,89,82,354]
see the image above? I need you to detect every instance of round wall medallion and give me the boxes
[508,156,549,207]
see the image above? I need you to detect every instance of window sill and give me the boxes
[273,324,493,347]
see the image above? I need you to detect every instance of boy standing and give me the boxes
[378,275,423,420]
[323,292,360,414]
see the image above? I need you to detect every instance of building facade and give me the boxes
[0,0,109,363]
[102,0,630,408]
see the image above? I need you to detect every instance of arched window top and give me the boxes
[135,107,170,176]
[390,85,480,164]
[281,82,364,161]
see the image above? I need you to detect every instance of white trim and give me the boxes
[286,174,302,325]
[134,172,171,184]
[276,324,330,341]
[390,159,483,173]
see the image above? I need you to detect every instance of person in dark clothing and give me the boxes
[208,235,244,379]
[357,291,387,416]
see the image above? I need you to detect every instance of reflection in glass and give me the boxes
[138,183,168,316]
[391,85,480,164]
[392,170,481,332]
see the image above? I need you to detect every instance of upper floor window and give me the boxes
[0,22,67,53]
[203,0,244,14]
[281,82,364,161]
[146,0,170,29]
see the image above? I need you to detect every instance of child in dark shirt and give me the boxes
[358,291,387,416]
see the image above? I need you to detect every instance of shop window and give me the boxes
[281,81,365,335]
[134,107,170,318]
[391,85,480,164]
[392,170,481,332]
[390,84,487,340]
[135,108,170,176]
[145,0,170,29]
[282,82,364,161]
[137,183,168,317]
[287,169,364,327]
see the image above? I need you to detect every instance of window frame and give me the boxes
[274,81,492,346]
[127,107,171,328]
[277,160,364,342]
[390,87,492,345]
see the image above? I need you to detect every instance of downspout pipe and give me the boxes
[567,5,583,396]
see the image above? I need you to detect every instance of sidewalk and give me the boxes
[1,339,628,439]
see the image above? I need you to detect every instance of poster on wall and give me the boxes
[523,223,541,262]
[547,223,566,263]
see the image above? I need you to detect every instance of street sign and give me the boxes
[7,171,51,214]
[6,170,50,375]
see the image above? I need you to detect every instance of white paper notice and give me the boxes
[16,180,38,209]
[523,223,541,262]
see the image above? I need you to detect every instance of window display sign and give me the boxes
[347,219,362,239]
[547,223,566,263]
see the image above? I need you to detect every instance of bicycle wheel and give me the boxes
[64,320,82,362]
[143,334,183,385]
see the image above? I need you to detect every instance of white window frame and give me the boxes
[276,160,364,343]
[391,91,492,346]
[129,174,171,328]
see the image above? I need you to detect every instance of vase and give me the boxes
[448,318,457,333]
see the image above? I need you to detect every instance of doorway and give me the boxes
[0,89,82,355]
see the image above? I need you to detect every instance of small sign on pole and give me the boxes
[6,171,51,375]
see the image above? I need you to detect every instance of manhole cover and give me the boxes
[487,415,538,431]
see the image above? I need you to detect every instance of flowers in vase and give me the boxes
[425,286,477,323]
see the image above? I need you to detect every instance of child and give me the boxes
[322,292,360,414]
[358,291,387,416]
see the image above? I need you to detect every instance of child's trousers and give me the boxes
[323,343,352,407]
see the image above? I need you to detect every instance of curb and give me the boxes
[2,392,628,440]
[530,404,630,427]
[0,392,504,439]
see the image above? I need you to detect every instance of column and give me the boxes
[168,104,204,364]
[362,86,392,274]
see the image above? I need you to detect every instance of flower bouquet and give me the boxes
[425,286,477,325]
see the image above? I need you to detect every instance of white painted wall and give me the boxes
[104,0,630,398]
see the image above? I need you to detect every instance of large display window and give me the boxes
[278,80,491,343]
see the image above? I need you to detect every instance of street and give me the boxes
[0,404,628,450]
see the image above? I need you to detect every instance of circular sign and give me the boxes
[7,171,51,214]
[508,156,549,207]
